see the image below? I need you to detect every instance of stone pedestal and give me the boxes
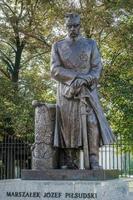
[21,169,119,181]
[0,179,132,200]
[32,101,58,170]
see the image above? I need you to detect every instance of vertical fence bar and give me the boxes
[7,135,9,178]
[0,143,1,179]
[129,149,131,176]
[112,142,115,170]
[16,138,19,178]
[3,136,6,179]
[29,142,31,169]
[26,137,29,169]
[102,148,104,166]
[108,144,111,169]
[7,135,9,179]
[116,140,119,171]
[13,136,16,178]
[10,137,14,178]
[1,139,3,179]
[23,138,26,169]
[20,138,22,177]
[105,145,107,169]
[120,136,123,177]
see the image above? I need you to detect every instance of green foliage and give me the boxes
[99,11,133,149]
[0,0,56,141]
[0,69,55,141]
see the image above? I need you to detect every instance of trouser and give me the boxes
[59,105,100,169]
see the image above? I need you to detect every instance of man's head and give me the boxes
[65,13,80,39]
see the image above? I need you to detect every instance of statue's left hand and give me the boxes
[63,79,87,99]
[72,78,87,89]
[68,78,87,96]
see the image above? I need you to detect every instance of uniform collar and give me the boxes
[65,34,82,42]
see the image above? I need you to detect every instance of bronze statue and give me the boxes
[51,13,116,170]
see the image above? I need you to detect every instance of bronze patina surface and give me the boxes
[51,13,116,169]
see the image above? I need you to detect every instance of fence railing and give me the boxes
[99,144,133,177]
[0,135,133,179]
[0,135,31,179]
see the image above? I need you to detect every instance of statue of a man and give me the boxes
[51,13,115,169]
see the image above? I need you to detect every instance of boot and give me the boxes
[90,154,102,170]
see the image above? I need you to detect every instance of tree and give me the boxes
[0,0,54,84]
[0,0,56,140]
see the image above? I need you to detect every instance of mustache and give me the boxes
[70,31,77,35]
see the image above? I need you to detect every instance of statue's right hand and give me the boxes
[72,78,87,89]
[63,79,87,99]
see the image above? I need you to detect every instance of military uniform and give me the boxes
[51,35,115,168]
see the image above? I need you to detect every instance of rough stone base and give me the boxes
[0,179,132,200]
[21,169,119,180]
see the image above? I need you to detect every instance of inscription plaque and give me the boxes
[0,179,131,200]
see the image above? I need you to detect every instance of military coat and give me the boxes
[51,35,116,148]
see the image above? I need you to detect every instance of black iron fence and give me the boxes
[0,135,133,179]
[0,135,31,179]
